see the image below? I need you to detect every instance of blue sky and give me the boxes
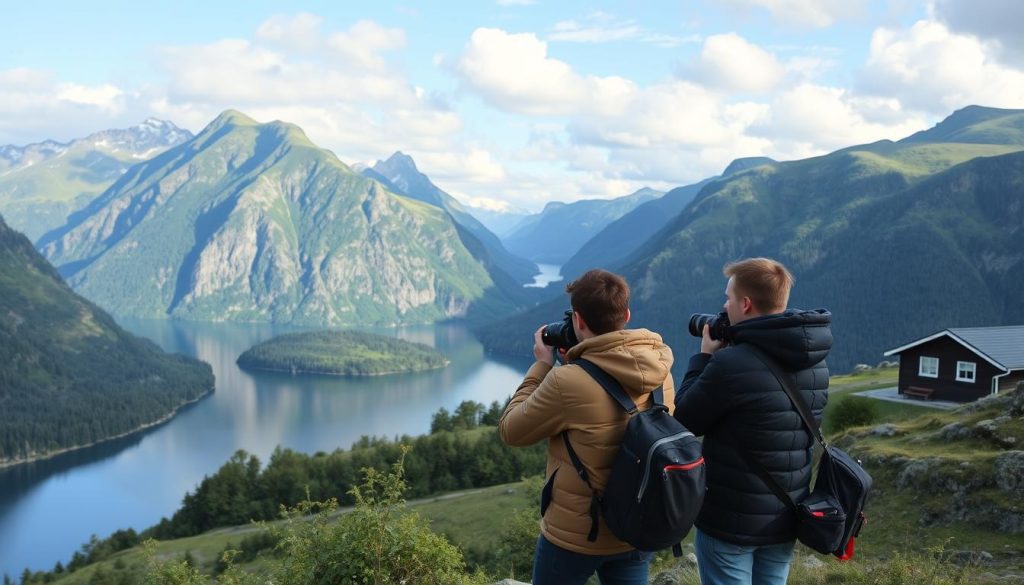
[3,1,1023,211]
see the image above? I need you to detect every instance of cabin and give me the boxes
[883,325,1024,403]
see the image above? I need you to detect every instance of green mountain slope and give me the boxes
[502,187,664,264]
[479,106,1024,373]
[362,152,537,284]
[0,215,213,466]
[37,111,523,326]
[561,158,776,281]
[0,120,192,241]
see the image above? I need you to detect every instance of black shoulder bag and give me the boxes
[738,345,872,560]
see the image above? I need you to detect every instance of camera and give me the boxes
[688,311,732,341]
[542,310,579,349]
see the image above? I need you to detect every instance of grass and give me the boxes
[44,368,1024,583]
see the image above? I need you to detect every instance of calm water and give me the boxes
[525,263,563,288]
[0,318,531,577]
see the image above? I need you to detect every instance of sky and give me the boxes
[3,0,1024,212]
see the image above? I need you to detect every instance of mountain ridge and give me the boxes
[38,111,526,327]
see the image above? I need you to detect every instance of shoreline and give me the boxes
[0,387,215,470]
[236,360,451,377]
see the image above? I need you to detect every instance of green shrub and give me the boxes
[271,449,484,585]
[829,397,879,432]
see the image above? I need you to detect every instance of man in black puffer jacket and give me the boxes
[674,258,831,585]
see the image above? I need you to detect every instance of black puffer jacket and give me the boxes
[674,309,832,546]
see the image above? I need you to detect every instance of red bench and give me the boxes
[903,386,935,401]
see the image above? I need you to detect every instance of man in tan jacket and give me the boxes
[500,269,675,585]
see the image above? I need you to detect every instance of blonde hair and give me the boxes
[723,258,794,314]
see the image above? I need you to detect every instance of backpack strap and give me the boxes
[561,358,651,543]
[573,358,638,413]
[561,429,601,542]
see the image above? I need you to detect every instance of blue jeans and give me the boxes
[694,528,795,585]
[532,534,653,585]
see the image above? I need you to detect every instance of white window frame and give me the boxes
[956,361,976,383]
[919,356,939,378]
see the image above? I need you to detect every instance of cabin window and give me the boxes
[956,361,976,383]
[919,356,939,378]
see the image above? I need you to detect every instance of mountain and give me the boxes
[37,111,527,326]
[462,204,531,238]
[502,187,664,265]
[477,106,1024,374]
[0,214,213,466]
[0,119,192,241]
[362,152,537,284]
[561,157,776,280]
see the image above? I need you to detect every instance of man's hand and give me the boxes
[533,325,555,366]
[701,324,726,355]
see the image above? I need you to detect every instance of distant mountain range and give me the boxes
[561,157,776,280]
[462,204,531,238]
[38,111,529,327]
[502,187,664,264]
[0,214,213,466]
[478,105,1024,374]
[361,152,537,284]
[0,119,192,241]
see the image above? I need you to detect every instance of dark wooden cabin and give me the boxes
[883,326,1024,403]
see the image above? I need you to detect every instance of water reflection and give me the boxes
[0,318,531,577]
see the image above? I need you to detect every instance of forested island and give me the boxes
[236,330,448,376]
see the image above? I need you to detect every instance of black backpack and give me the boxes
[739,346,872,560]
[560,358,706,554]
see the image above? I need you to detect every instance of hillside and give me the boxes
[561,157,776,280]
[0,119,192,241]
[35,373,1024,583]
[37,111,528,327]
[363,152,537,285]
[0,215,213,467]
[479,106,1024,374]
[502,187,663,264]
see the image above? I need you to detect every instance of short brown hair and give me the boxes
[723,257,794,314]
[565,269,630,335]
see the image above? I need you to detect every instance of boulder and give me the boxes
[801,555,827,569]
[870,423,899,437]
[995,451,1024,496]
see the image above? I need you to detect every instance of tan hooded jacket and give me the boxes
[499,328,675,555]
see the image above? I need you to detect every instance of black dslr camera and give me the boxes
[688,311,732,341]
[542,310,579,349]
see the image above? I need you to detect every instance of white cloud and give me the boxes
[721,0,868,28]
[327,20,406,69]
[255,12,323,52]
[415,148,508,184]
[0,69,136,143]
[548,19,642,43]
[859,20,1024,113]
[456,28,637,116]
[931,0,1024,65]
[749,84,927,151]
[687,33,785,93]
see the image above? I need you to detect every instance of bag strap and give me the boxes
[742,345,827,449]
[732,343,826,511]
[561,358,664,542]
[735,446,797,511]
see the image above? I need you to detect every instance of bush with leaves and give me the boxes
[829,396,879,432]
[271,448,486,585]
